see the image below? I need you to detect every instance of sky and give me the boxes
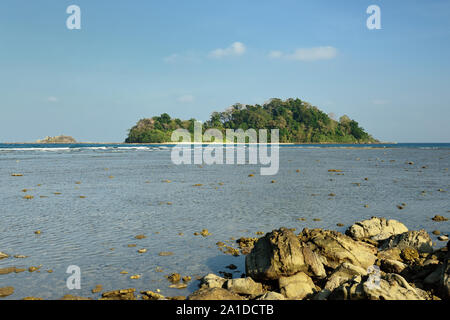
[0,0,449,143]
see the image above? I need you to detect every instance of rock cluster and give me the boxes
[188,217,449,300]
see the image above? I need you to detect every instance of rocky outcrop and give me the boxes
[36,135,77,143]
[225,277,264,296]
[278,272,316,299]
[380,230,433,253]
[245,227,326,281]
[298,228,377,270]
[346,217,408,241]
[188,288,244,300]
[329,273,428,300]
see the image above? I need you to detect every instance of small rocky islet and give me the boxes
[1,216,448,300]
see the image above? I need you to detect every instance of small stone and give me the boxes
[313,218,321,221]
[200,229,211,237]
[0,287,14,298]
[135,234,146,239]
[159,252,174,256]
[169,283,187,289]
[23,195,34,200]
[248,174,254,177]
[34,230,41,234]
[128,244,137,247]
[432,230,441,235]
[182,276,192,283]
[168,273,181,284]
[328,193,336,197]
[92,285,103,293]
[432,215,448,222]
[130,274,141,280]
[120,270,128,274]
[11,174,23,177]
[28,266,41,272]
[137,249,147,254]
[337,223,345,227]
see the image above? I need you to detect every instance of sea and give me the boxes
[0,143,449,299]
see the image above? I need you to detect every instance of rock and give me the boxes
[200,274,226,289]
[0,267,26,275]
[439,252,449,299]
[346,217,408,241]
[257,292,286,300]
[432,215,448,222]
[438,236,449,242]
[380,259,407,274]
[137,248,147,254]
[330,273,427,300]
[141,291,165,300]
[298,228,377,270]
[201,229,212,237]
[101,288,136,300]
[432,230,441,235]
[0,287,14,298]
[225,277,264,296]
[60,294,92,300]
[182,276,192,283]
[36,135,76,143]
[91,285,103,293]
[324,263,368,293]
[245,228,326,281]
[188,288,244,300]
[381,230,433,253]
[377,247,403,262]
[135,234,146,239]
[278,272,316,300]
[159,251,174,256]
[401,247,420,262]
[168,273,181,283]
[169,283,187,289]
[0,252,9,260]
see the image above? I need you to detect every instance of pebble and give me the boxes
[137,249,147,254]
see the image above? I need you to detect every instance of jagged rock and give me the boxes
[141,291,166,300]
[278,272,316,299]
[346,217,408,241]
[188,288,244,300]
[257,292,286,300]
[439,252,450,299]
[100,288,136,300]
[380,259,407,274]
[329,273,427,300]
[0,287,14,298]
[298,228,377,270]
[200,274,227,289]
[380,230,433,253]
[245,228,326,281]
[225,277,264,296]
[324,262,367,292]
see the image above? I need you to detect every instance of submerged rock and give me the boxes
[346,217,408,241]
[432,215,448,222]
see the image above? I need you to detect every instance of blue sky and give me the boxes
[0,0,449,142]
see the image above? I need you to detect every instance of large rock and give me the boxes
[256,292,286,300]
[188,288,244,300]
[324,262,367,292]
[346,217,408,241]
[298,228,377,270]
[379,259,407,274]
[278,272,316,300]
[329,273,428,300]
[226,277,264,296]
[200,274,226,289]
[439,251,450,299]
[245,228,325,281]
[380,230,433,253]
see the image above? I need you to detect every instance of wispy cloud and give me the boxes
[47,96,59,103]
[177,95,195,103]
[209,42,246,59]
[269,46,338,61]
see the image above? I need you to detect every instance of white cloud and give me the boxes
[209,42,246,59]
[269,46,338,61]
[268,50,283,59]
[177,95,195,103]
[47,96,59,102]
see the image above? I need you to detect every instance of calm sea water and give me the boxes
[0,143,449,299]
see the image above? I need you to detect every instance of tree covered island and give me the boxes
[125,98,378,144]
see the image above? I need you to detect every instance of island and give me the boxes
[125,98,378,144]
[36,135,77,143]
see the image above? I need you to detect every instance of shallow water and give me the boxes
[0,144,449,299]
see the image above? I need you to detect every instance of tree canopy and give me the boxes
[125,98,378,144]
